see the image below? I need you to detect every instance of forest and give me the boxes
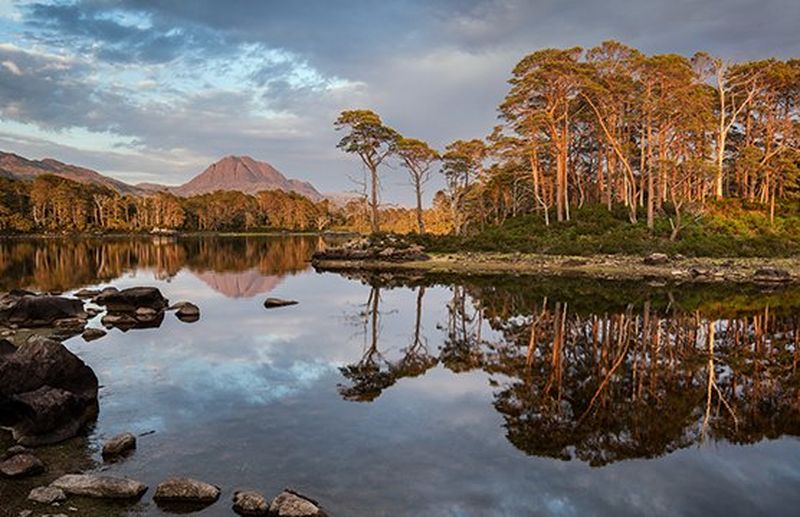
[335,41,800,248]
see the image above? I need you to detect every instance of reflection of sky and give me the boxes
[55,261,800,517]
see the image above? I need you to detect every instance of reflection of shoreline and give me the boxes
[193,268,285,298]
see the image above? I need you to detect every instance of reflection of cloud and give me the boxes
[193,268,283,298]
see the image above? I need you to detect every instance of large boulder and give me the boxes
[0,293,86,328]
[94,287,168,312]
[0,337,98,446]
[51,474,148,499]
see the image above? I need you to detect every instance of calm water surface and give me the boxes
[1,236,800,516]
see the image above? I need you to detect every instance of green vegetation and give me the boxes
[410,201,800,257]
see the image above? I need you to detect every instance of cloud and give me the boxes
[0,0,798,201]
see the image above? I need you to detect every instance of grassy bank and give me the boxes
[409,202,800,258]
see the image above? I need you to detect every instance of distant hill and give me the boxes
[0,151,325,201]
[0,151,143,195]
[173,155,323,200]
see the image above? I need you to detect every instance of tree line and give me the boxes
[0,174,334,233]
[335,41,800,237]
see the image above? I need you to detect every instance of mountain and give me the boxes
[0,151,142,195]
[0,151,324,201]
[173,155,323,200]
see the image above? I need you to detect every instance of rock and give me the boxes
[0,453,44,478]
[28,486,67,504]
[93,287,168,312]
[84,307,101,318]
[0,337,16,355]
[153,477,221,504]
[19,510,33,517]
[0,337,98,446]
[135,307,159,319]
[4,445,31,459]
[101,313,137,328]
[643,253,670,266]
[264,298,298,309]
[269,490,325,517]
[102,432,136,460]
[53,318,87,330]
[754,267,791,282]
[73,288,100,299]
[233,490,269,516]
[51,474,147,499]
[170,301,200,322]
[0,294,87,328]
[81,328,107,342]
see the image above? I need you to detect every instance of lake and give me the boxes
[1,235,800,516]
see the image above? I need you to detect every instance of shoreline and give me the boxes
[312,252,800,284]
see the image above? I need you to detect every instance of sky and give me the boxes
[0,0,798,203]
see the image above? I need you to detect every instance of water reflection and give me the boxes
[337,274,800,466]
[0,235,329,296]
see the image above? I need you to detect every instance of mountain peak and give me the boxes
[173,155,322,200]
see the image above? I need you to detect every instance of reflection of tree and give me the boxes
[338,286,396,402]
[334,274,800,467]
[439,286,485,372]
[0,236,324,293]
[338,286,439,401]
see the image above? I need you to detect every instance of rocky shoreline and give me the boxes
[312,239,800,285]
[1,286,323,516]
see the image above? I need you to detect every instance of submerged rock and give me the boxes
[0,337,98,446]
[0,453,44,478]
[28,486,67,504]
[269,490,326,517]
[94,287,168,312]
[51,474,147,499]
[153,477,221,503]
[264,298,298,309]
[233,490,269,516]
[101,432,136,460]
[81,328,107,342]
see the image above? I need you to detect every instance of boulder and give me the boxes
[51,474,147,499]
[264,298,298,309]
[0,337,98,446]
[93,287,168,312]
[0,453,44,478]
[28,486,67,504]
[73,288,100,299]
[233,490,269,516]
[170,301,200,322]
[102,432,136,460]
[643,253,670,266]
[0,294,86,328]
[81,328,107,342]
[269,490,325,517]
[154,477,221,504]
[754,267,791,282]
